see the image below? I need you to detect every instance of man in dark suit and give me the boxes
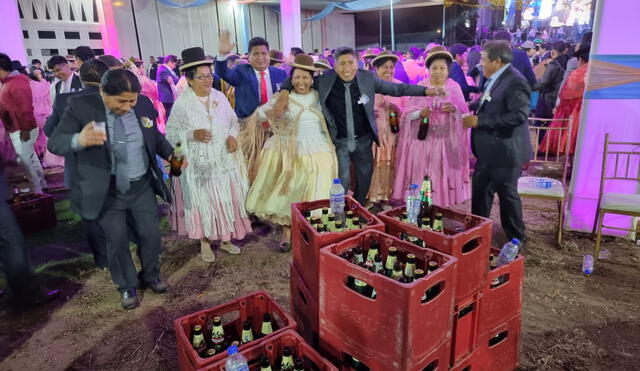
[215,32,287,120]
[493,31,536,88]
[283,47,445,204]
[463,41,532,242]
[45,58,110,269]
[156,54,179,118]
[47,55,83,100]
[449,43,480,101]
[48,69,183,310]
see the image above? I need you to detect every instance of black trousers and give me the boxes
[162,102,173,119]
[471,163,526,241]
[335,133,374,205]
[96,174,162,292]
[0,172,39,300]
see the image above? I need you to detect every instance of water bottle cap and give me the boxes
[333,178,341,185]
[511,238,520,245]
[410,184,418,190]
[227,345,238,355]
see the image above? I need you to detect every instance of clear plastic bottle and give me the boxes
[225,345,249,371]
[496,238,520,268]
[582,254,594,275]
[405,184,421,225]
[330,178,346,222]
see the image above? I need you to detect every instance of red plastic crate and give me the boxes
[202,329,337,371]
[329,337,451,371]
[378,206,492,303]
[174,291,297,371]
[451,293,481,366]
[290,263,319,347]
[477,315,521,371]
[318,230,457,371]
[10,193,57,234]
[479,249,525,335]
[450,349,481,371]
[291,196,385,297]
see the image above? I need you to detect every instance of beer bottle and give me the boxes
[315,224,325,233]
[427,260,439,273]
[399,276,413,284]
[170,142,185,177]
[489,254,500,288]
[191,324,206,353]
[334,220,344,232]
[321,207,329,225]
[346,211,355,229]
[414,269,425,281]
[353,246,365,264]
[389,111,400,134]
[304,210,312,222]
[294,358,305,370]
[310,216,321,227]
[210,316,226,353]
[340,250,354,263]
[417,116,429,140]
[384,247,398,277]
[418,176,434,219]
[432,213,444,232]
[11,186,21,204]
[392,261,404,281]
[205,348,216,358]
[404,254,417,279]
[407,234,420,246]
[353,263,369,296]
[240,320,254,344]
[261,313,274,337]
[281,346,295,371]
[365,240,379,268]
[373,254,384,274]
[400,212,409,240]
[352,217,361,229]
[327,214,336,232]
[420,218,432,230]
[260,356,273,371]
[425,261,441,301]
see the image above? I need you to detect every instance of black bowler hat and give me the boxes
[179,47,213,71]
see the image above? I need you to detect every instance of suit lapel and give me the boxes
[320,72,337,105]
[247,65,260,101]
[478,67,511,114]
[268,66,281,91]
[133,104,155,159]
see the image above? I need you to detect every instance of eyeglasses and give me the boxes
[194,74,214,81]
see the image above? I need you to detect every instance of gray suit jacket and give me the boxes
[48,93,174,220]
[472,67,532,168]
[283,69,426,144]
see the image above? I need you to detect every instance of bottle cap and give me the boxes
[410,183,418,190]
[227,345,238,355]
[333,178,341,184]
[511,238,520,245]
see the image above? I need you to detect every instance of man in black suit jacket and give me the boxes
[282,47,444,204]
[463,41,532,242]
[47,55,83,100]
[48,70,182,310]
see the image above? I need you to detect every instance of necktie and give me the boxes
[344,83,356,152]
[259,71,269,128]
[114,116,130,193]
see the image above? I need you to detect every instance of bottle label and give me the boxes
[261,323,273,335]
[211,326,224,344]
[241,330,253,343]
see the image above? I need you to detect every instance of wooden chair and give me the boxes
[517,117,572,246]
[592,133,640,261]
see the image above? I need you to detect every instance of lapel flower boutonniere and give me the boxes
[141,117,154,128]
[481,92,492,103]
[357,94,370,105]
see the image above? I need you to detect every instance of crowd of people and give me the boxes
[0,26,591,310]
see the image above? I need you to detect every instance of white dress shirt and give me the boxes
[253,67,273,102]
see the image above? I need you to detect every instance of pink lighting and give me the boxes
[566,0,640,236]
[0,0,28,65]
[99,0,122,58]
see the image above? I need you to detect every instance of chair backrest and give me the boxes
[527,117,573,187]
[597,133,640,201]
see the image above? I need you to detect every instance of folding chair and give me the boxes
[517,117,572,246]
[592,133,640,261]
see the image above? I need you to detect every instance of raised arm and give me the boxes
[374,77,443,98]
[215,30,242,86]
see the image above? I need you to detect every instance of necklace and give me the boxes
[197,91,217,122]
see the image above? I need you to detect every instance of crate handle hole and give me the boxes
[300,229,310,244]
[462,238,480,254]
[344,276,376,300]
[461,366,471,371]
[488,330,508,347]
[490,273,510,289]
[344,353,371,370]
[422,359,438,371]
[421,281,444,304]
[458,302,475,318]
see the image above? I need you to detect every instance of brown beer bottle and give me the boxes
[281,346,295,371]
[260,356,273,371]
[334,220,344,232]
[418,176,434,219]
[170,142,184,177]
[417,116,429,140]
[346,211,355,229]
[261,313,274,337]
[432,213,444,232]
[294,358,305,370]
[241,320,254,344]
[384,247,398,277]
[191,324,206,353]
[404,254,417,279]
[205,348,216,358]
[392,261,404,281]
[210,317,226,353]
[389,111,400,134]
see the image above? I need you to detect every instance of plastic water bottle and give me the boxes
[406,184,421,225]
[582,254,594,275]
[330,178,346,222]
[225,345,249,371]
[496,238,520,268]
[529,177,553,189]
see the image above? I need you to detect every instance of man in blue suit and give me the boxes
[215,31,287,121]
[156,54,179,118]
[493,31,536,88]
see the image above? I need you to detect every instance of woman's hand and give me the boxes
[226,136,238,153]
[442,103,456,113]
[419,108,431,119]
[193,129,213,143]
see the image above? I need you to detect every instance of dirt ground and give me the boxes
[1,193,639,371]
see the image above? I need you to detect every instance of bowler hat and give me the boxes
[179,47,213,71]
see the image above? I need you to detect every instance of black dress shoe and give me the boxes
[145,279,170,294]
[120,289,140,310]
